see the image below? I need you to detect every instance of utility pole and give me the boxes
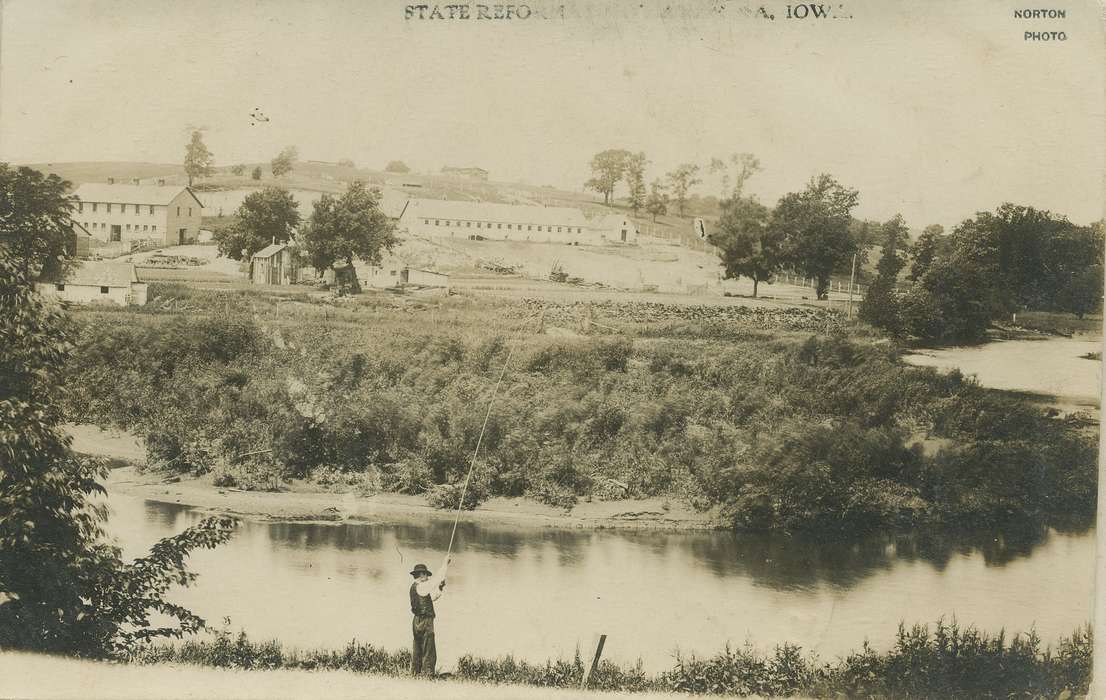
[846,252,858,317]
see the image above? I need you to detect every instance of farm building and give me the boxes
[36,261,147,306]
[363,258,449,290]
[73,180,204,247]
[440,166,489,181]
[399,199,609,245]
[67,222,93,258]
[599,214,639,244]
[250,243,299,285]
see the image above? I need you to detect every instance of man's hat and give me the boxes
[410,563,432,578]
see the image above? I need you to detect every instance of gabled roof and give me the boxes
[402,198,590,228]
[71,221,91,237]
[253,243,290,259]
[53,261,140,287]
[74,183,205,207]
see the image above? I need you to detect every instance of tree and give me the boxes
[0,164,74,278]
[213,187,301,261]
[584,149,631,205]
[300,181,397,294]
[774,174,859,299]
[645,179,669,223]
[251,166,262,181]
[665,163,701,217]
[230,164,246,176]
[183,130,214,186]
[709,153,761,199]
[859,214,910,334]
[0,251,235,656]
[625,152,648,214]
[384,160,410,173]
[909,224,947,281]
[1057,264,1104,319]
[271,146,299,178]
[710,196,782,298]
[337,159,356,168]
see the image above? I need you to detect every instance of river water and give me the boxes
[106,496,1094,671]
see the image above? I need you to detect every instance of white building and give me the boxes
[36,261,147,306]
[73,181,204,247]
[399,199,638,245]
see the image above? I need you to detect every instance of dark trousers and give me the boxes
[411,616,436,676]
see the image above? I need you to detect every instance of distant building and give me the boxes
[36,261,147,306]
[363,256,449,291]
[67,222,93,258]
[599,214,639,244]
[440,166,489,181]
[399,199,636,245]
[250,242,299,285]
[73,180,204,247]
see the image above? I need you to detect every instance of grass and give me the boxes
[60,283,1097,533]
[130,620,1092,698]
[1012,311,1103,336]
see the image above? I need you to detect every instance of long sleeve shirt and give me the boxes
[414,557,450,601]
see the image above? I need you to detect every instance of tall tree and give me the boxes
[300,181,397,293]
[213,187,301,261]
[625,152,648,214]
[271,146,299,178]
[774,174,859,299]
[584,149,631,205]
[0,251,234,656]
[645,179,669,223]
[909,224,947,281]
[183,130,214,186]
[665,163,701,217]
[0,164,74,278]
[710,196,781,298]
[709,153,761,199]
[859,214,911,333]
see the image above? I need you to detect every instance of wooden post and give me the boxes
[846,253,858,317]
[581,634,607,689]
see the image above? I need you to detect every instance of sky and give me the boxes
[1,0,1104,228]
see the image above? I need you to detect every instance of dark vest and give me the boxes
[410,582,435,618]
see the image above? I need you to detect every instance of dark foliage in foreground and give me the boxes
[0,256,235,657]
[132,620,1092,698]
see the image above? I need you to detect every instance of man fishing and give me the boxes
[409,556,450,676]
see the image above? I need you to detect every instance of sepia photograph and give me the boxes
[1,1,1104,698]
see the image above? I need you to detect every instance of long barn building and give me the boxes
[398,199,637,245]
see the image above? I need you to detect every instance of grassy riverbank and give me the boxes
[61,283,1097,534]
[127,621,1091,699]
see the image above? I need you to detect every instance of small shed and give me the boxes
[67,222,93,258]
[250,243,299,285]
[36,261,147,306]
[404,268,449,289]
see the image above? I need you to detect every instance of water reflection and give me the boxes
[118,497,1093,670]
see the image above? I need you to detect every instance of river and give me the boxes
[101,335,1099,671]
[106,496,1094,672]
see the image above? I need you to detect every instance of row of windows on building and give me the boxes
[55,283,112,294]
[423,218,583,234]
[82,222,157,234]
[78,202,194,216]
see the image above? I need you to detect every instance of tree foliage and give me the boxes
[584,149,631,205]
[251,166,262,181]
[0,164,75,277]
[270,146,299,178]
[300,181,397,291]
[710,153,761,199]
[183,130,215,186]
[213,187,301,261]
[625,152,648,214]
[774,174,859,299]
[384,160,410,173]
[665,163,702,217]
[230,164,246,176]
[0,252,234,657]
[860,215,911,334]
[710,196,782,298]
[909,224,947,281]
[645,179,669,222]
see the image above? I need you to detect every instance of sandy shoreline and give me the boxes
[72,425,723,531]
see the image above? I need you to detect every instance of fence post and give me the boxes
[581,634,607,689]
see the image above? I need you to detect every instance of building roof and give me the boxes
[403,198,591,228]
[55,261,140,287]
[442,166,488,174]
[253,243,290,259]
[74,183,205,207]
